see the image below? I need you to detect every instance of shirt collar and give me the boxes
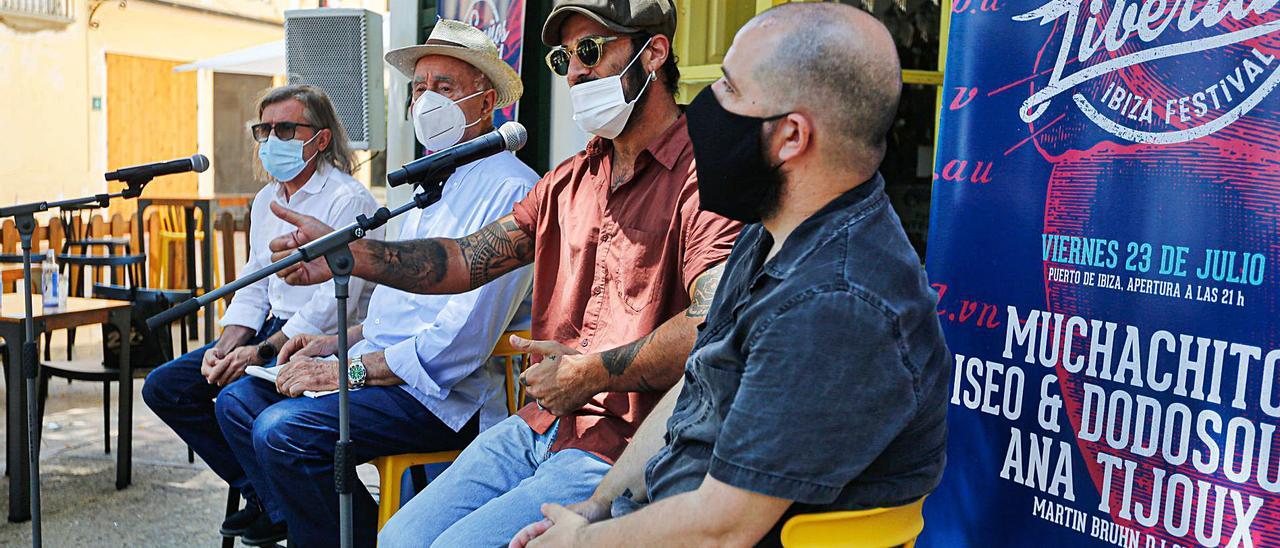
[585,114,689,172]
[277,162,333,200]
[763,173,886,279]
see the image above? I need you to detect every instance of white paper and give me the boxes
[244,364,345,398]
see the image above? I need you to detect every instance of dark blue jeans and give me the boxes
[141,316,286,506]
[214,375,480,548]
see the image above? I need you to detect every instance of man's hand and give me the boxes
[200,347,228,384]
[518,504,591,548]
[510,491,612,547]
[278,333,339,364]
[206,345,263,386]
[267,202,338,286]
[275,357,340,397]
[512,335,605,416]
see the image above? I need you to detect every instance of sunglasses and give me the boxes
[545,35,623,76]
[250,121,316,143]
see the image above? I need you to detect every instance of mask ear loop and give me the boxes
[760,115,792,172]
[299,130,323,166]
[621,36,657,105]
[423,89,489,140]
[454,89,489,129]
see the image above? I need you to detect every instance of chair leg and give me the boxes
[104,381,112,454]
[37,370,50,445]
[66,327,77,360]
[222,487,241,548]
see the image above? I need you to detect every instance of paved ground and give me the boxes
[0,325,383,546]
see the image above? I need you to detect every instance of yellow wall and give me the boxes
[0,0,286,207]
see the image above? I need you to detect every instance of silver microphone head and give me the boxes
[497,122,528,152]
[191,154,211,173]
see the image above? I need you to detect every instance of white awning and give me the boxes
[175,41,285,77]
[174,22,390,77]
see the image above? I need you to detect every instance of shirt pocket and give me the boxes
[608,224,667,314]
[670,353,744,445]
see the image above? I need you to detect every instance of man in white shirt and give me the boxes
[210,20,538,548]
[141,84,382,544]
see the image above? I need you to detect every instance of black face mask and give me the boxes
[686,86,789,223]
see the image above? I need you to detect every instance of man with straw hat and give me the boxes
[210,19,539,547]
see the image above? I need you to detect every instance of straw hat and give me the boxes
[385,19,523,108]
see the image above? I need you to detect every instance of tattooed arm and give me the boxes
[269,204,533,295]
[596,262,725,392]
[516,263,725,414]
[356,215,533,294]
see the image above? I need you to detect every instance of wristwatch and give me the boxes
[256,341,278,362]
[348,355,367,389]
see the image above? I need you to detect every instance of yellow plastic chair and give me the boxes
[372,329,532,531]
[152,206,225,315]
[781,498,926,548]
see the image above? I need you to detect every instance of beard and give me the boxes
[753,124,787,221]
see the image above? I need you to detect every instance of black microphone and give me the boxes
[105,154,210,183]
[387,122,528,187]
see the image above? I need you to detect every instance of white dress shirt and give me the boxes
[219,162,383,337]
[348,151,537,432]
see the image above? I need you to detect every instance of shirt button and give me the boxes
[593,286,603,295]
[374,318,381,325]
[580,340,589,348]
[600,234,610,242]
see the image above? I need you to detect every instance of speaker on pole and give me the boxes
[285,8,386,151]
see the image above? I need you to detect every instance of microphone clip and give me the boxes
[120,176,153,199]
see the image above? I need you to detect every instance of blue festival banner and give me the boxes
[920,0,1280,546]
[439,0,526,125]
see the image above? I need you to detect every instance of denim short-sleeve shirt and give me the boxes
[642,174,951,540]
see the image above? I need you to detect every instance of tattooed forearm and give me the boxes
[365,238,450,291]
[455,217,534,289]
[601,332,655,377]
[685,263,725,317]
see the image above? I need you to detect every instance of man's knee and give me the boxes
[250,404,328,461]
[377,514,418,548]
[213,380,253,427]
[141,361,187,411]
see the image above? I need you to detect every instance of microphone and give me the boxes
[105,154,210,184]
[387,122,528,187]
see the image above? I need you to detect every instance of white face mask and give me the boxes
[412,89,484,152]
[569,36,656,139]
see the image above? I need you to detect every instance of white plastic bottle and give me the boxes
[41,250,61,310]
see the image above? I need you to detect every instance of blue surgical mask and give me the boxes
[258,132,320,182]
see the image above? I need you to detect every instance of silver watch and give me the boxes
[348,355,367,389]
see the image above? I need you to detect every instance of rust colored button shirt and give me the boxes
[511,115,742,463]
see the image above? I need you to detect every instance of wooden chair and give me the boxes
[780,498,926,548]
[57,210,132,361]
[369,329,531,531]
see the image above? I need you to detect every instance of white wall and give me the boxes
[548,77,589,167]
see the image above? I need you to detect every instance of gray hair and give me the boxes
[751,3,902,165]
[257,84,357,175]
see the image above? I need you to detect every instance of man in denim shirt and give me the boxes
[513,4,950,547]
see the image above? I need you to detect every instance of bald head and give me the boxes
[742,3,901,165]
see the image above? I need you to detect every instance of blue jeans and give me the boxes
[379,415,613,548]
[214,376,479,548]
[141,316,286,505]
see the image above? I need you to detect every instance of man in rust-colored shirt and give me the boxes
[266,1,741,545]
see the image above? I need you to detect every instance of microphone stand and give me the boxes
[146,173,453,548]
[0,180,150,548]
